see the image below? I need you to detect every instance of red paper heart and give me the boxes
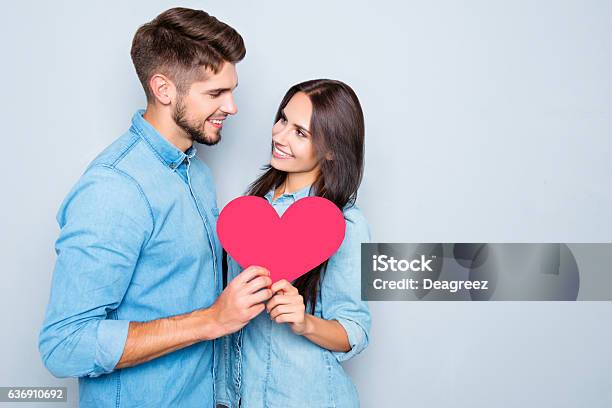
[217,196,346,283]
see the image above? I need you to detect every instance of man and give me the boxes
[38,7,272,407]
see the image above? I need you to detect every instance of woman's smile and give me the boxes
[272,142,294,159]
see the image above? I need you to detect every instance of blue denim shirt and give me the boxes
[215,185,371,408]
[38,110,223,407]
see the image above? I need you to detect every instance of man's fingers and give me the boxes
[242,275,272,295]
[247,303,266,320]
[234,266,270,286]
[244,287,273,307]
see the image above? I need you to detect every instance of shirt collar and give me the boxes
[130,109,197,170]
[264,183,313,203]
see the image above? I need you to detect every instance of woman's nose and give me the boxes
[274,128,292,145]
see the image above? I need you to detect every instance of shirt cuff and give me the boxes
[91,319,130,377]
[332,317,368,362]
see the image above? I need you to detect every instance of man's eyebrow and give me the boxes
[206,82,239,93]
[281,109,311,134]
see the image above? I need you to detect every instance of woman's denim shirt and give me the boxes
[215,185,371,408]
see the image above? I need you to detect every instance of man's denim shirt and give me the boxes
[215,185,372,408]
[38,110,223,407]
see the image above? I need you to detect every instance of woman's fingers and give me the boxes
[266,294,289,313]
[272,309,303,324]
[270,279,299,295]
[266,293,304,313]
[269,302,305,320]
[270,279,289,294]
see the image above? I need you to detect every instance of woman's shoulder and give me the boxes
[340,202,371,242]
[342,201,367,225]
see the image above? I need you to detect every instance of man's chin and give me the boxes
[196,122,222,146]
[175,117,222,146]
[195,132,221,146]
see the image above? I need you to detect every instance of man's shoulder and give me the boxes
[56,131,153,221]
[56,161,153,229]
[84,128,163,189]
[88,131,143,170]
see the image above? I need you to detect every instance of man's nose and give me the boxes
[221,92,238,115]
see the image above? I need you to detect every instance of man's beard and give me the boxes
[172,96,221,146]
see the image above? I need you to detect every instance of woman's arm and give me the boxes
[266,279,350,352]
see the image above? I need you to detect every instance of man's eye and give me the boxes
[209,92,221,98]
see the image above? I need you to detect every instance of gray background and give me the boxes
[1,0,611,407]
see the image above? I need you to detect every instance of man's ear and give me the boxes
[148,74,176,106]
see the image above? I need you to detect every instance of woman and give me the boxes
[215,79,371,408]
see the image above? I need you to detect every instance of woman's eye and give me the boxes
[297,130,306,138]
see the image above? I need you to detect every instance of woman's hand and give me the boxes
[266,279,310,335]
[266,279,351,352]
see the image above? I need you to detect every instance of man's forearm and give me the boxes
[114,265,272,370]
[115,307,221,370]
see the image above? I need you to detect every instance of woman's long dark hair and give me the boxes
[247,79,365,313]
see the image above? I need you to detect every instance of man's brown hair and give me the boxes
[131,7,246,101]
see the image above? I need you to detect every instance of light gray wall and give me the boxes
[1,1,611,407]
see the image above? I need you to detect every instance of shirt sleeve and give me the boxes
[320,206,372,363]
[38,164,153,378]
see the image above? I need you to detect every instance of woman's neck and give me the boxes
[273,171,318,201]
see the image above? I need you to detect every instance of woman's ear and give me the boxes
[325,152,334,161]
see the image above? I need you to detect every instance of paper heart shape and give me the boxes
[217,196,346,283]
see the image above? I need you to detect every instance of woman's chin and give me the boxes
[270,158,291,172]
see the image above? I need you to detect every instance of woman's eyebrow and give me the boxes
[281,109,311,134]
[296,124,311,135]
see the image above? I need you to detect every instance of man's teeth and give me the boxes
[274,144,292,158]
[209,119,223,124]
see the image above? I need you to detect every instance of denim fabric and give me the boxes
[215,185,371,408]
[39,110,223,407]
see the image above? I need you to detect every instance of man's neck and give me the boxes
[143,105,193,153]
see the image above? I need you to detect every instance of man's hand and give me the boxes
[208,266,273,337]
[266,279,309,335]
[114,266,272,370]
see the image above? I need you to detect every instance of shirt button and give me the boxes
[169,163,176,169]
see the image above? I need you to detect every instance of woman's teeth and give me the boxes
[273,144,293,158]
